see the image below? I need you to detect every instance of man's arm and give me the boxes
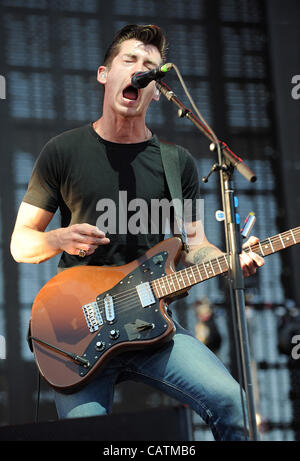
[10,202,110,264]
[180,220,264,277]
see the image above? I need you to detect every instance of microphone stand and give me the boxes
[156,80,259,441]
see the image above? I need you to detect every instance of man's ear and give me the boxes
[97,66,107,84]
[152,86,160,102]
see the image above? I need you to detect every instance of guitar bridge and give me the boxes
[82,302,103,333]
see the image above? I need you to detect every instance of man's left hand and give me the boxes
[240,235,264,277]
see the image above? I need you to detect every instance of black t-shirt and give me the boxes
[23,123,200,271]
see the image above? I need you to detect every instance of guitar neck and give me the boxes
[152,226,300,299]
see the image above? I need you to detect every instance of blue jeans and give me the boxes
[54,321,248,441]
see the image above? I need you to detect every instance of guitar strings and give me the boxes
[96,250,226,309]
[112,227,300,307]
[96,228,300,317]
[106,229,300,312]
[98,254,228,313]
[99,228,300,313]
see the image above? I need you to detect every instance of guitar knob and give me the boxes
[95,341,105,351]
[109,329,120,340]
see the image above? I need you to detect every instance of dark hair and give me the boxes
[103,24,168,68]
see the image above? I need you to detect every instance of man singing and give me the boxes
[10,24,263,440]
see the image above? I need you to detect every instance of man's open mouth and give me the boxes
[122,85,139,101]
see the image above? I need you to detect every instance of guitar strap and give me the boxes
[159,140,189,252]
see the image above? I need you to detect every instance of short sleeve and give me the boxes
[22,139,61,213]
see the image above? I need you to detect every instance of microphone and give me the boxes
[131,63,173,89]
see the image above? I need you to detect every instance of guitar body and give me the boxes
[31,225,300,393]
[31,237,184,393]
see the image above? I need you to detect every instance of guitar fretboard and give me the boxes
[151,227,300,299]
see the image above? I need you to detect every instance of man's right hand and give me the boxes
[56,223,110,256]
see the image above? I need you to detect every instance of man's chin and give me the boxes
[116,101,144,117]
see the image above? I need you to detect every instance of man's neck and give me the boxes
[93,115,152,144]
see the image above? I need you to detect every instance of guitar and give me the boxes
[30,227,300,392]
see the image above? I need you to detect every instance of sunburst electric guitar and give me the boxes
[30,227,300,392]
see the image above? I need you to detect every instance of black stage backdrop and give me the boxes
[0,0,299,441]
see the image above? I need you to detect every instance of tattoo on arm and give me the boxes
[193,246,223,265]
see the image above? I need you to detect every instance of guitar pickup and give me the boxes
[136,282,155,308]
[104,294,115,322]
